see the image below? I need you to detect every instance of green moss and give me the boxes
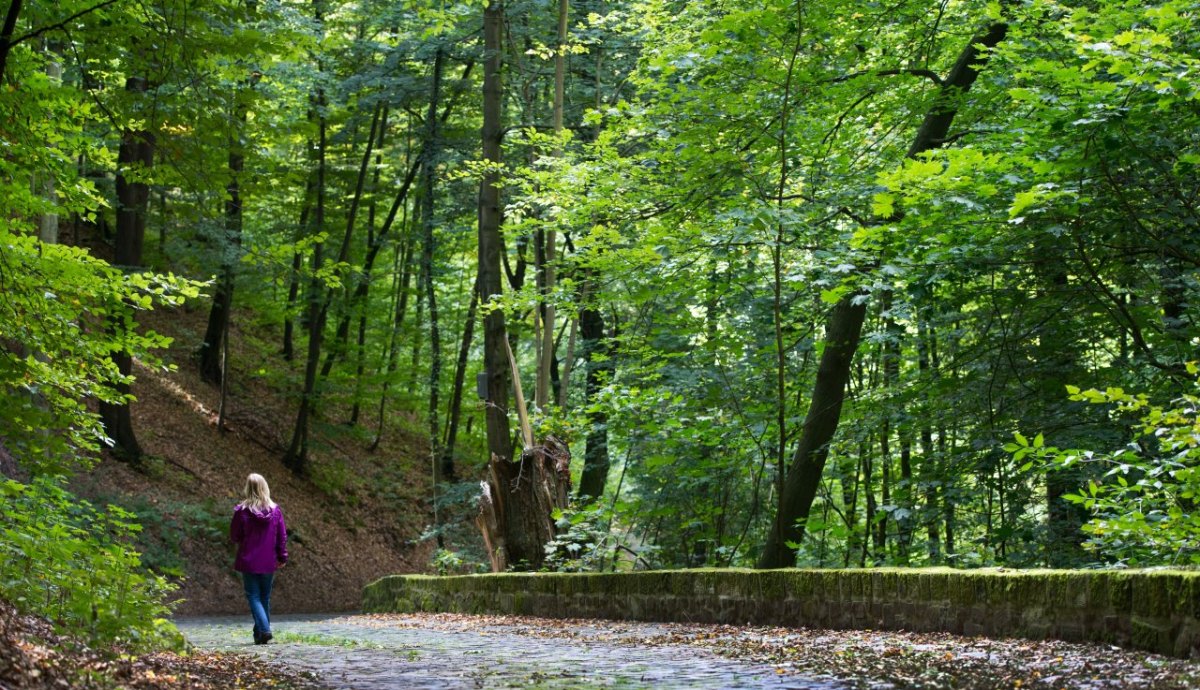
[361,568,1200,658]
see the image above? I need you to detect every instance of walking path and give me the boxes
[178,613,1200,689]
[178,614,843,689]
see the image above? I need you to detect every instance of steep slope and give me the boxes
[72,302,433,615]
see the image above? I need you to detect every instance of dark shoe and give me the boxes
[253,630,264,644]
[260,632,273,644]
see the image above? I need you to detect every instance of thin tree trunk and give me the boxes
[36,40,60,243]
[351,102,391,425]
[0,0,24,79]
[441,279,479,477]
[917,316,940,562]
[557,317,577,408]
[201,76,253,385]
[536,0,569,410]
[421,48,446,477]
[371,230,413,451]
[897,426,914,562]
[324,60,474,376]
[758,19,1010,568]
[318,101,383,379]
[282,177,314,361]
[284,1,327,475]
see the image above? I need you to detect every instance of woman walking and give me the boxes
[230,473,288,644]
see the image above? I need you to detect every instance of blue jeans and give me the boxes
[241,572,274,636]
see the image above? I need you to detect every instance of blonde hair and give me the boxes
[239,473,276,513]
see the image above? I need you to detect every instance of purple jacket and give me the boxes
[230,504,288,574]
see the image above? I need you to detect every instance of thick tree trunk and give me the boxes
[474,0,569,571]
[758,296,867,567]
[477,0,516,569]
[99,75,153,462]
[757,20,1009,568]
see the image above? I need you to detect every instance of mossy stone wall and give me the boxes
[361,568,1200,658]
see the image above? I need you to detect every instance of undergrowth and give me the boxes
[0,476,185,652]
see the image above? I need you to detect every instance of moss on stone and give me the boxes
[359,567,1200,658]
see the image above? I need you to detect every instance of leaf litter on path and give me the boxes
[343,612,1200,689]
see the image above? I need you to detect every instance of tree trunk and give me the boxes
[99,74,153,462]
[282,177,314,361]
[323,60,473,380]
[318,101,383,380]
[477,0,516,568]
[0,0,24,79]
[283,3,327,475]
[36,40,60,244]
[200,75,253,385]
[576,300,613,501]
[917,316,939,562]
[474,0,569,571]
[757,19,1009,568]
[441,280,479,478]
[421,48,446,476]
[351,102,391,425]
[371,231,414,451]
[536,0,569,410]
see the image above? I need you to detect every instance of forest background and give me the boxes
[0,0,1198,652]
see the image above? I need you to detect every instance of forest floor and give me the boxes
[180,612,1200,689]
[69,301,441,615]
[0,599,321,690]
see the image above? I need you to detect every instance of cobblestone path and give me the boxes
[177,614,848,689]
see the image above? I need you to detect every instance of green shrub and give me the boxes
[1012,367,1200,566]
[0,476,184,651]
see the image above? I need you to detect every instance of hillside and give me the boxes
[71,301,435,615]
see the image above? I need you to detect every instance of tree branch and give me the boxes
[826,68,944,86]
[10,0,119,49]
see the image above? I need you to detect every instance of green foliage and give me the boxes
[542,503,656,572]
[430,547,488,576]
[109,497,228,578]
[0,477,184,651]
[1018,371,1200,566]
[0,230,199,472]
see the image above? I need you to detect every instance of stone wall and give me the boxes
[362,568,1200,658]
